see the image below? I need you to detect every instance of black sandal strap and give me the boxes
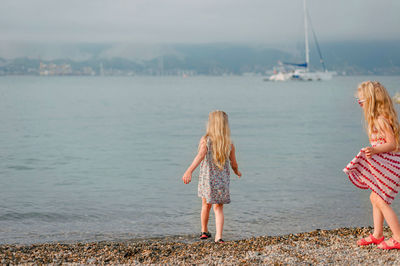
[200,232,211,239]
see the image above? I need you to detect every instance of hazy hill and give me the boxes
[0,41,399,75]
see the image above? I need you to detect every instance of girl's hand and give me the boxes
[229,144,241,178]
[182,137,207,185]
[364,147,376,158]
[232,166,241,178]
[182,171,192,184]
[235,170,242,178]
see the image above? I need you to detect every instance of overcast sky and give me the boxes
[1,0,399,44]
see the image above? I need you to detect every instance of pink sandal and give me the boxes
[378,238,400,250]
[357,234,384,246]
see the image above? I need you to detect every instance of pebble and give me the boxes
[1,227,400,264]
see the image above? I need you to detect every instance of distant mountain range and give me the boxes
[0,41,399,76]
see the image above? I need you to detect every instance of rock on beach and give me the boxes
[1,227,400,264]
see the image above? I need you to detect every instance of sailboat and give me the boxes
[268,0,336,81]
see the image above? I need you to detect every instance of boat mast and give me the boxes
[303,0,309,72]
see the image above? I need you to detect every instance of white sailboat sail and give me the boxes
[269,0,336,81]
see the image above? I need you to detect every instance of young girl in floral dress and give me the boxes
[344,81,400,249]
[182,110,241,243]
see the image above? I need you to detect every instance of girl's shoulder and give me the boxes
[371,116,393,138]
[201,135,212,141]
[377,115,390,122]
[199,136,210,147]
[376,115,392,129]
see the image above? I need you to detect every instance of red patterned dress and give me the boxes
[198,138,231,204]
[344,134,400,204]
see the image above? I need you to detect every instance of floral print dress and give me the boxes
[198,138,231,204]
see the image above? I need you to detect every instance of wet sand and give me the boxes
[1,227,400,264]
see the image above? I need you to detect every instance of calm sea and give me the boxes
[1,75,400,244]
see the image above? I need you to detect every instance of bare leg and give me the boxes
[201,198,212,233]
[357,192,384,245]
[370,192,400,247]
[213,204,224,241]
[371,192,384,239]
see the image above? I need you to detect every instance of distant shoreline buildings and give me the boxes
[1,58,399,77]
[39,62,73,76]
[0,58,391,77]
[0,59,222,77]
[0,58,205,77]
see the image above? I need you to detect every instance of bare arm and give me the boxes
[229,144,242,177]
[182,138,207,184]
[365,117,397,158]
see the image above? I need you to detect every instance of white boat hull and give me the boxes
[269,70,336,81]
[292,70,336,81]
[268,72,292,81]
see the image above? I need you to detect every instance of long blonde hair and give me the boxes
[204,110,231,170]
[358,81,400,149]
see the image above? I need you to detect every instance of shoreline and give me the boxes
[1,227,400,264]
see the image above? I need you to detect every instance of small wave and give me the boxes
[0,211,79,222]
[24,158,41,163]
[6,165,35,171]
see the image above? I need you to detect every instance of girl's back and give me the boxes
[198,137,231,204]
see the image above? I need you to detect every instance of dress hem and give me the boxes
[344,169,393,205]
[198,195,230,204]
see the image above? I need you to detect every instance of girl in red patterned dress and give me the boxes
[344,81,400,249]
[182,110,241,243]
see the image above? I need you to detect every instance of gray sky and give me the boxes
[1,0,399,44]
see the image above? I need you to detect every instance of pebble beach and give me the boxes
[2,227,400,265]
